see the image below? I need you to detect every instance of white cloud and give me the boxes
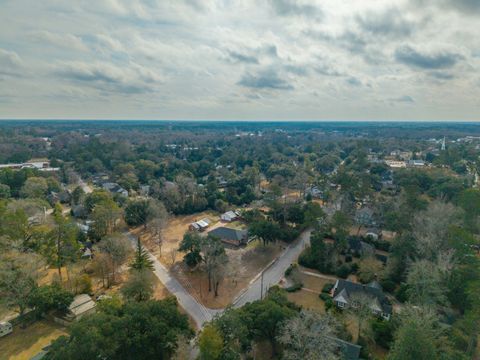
[0,0,479,120]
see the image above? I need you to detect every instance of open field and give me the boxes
[0,320,67,360]
[173,239,284,308]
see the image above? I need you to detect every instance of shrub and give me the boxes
[319,293,331,301]
[335,264,351,279]
[285,283,303,292]
[321,283,334,293]
[380,279,396,293]
[371,318,395,349]
[285,263,297,277]
[395,283,409,303]
[324,298,334,311]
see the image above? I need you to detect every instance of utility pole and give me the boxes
[260,271,264,300]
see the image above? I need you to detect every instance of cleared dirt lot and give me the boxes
[139,210,286,308]
[174,240,284,309]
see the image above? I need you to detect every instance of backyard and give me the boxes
[0,320,67,360]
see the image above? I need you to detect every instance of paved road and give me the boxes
[232,229,312,307]
[125,233,220,328]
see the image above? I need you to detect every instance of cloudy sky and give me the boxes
[1,0,479,120]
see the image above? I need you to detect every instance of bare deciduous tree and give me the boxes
[201,235,228,296]
[413,201,461,260]
[97,234,131,286]
[169,249,177,266]
[277,311,339,360]
[406,258,450,307]
[146,200,168,257]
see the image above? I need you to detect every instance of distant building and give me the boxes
[365,228,381,241]
[332,279,392,320]
[208,226,249,246]
[385,160,407,168]
[408,159,425,167]
[102,182,128,197]
[221,210,240,222]
[355,207,376,227]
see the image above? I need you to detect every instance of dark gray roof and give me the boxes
[333,279,392,315]
[208,227,247,242]
[334,337,362,360]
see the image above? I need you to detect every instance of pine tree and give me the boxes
[130,238,154,271]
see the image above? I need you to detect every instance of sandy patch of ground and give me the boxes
[173,239,285,309]
[0,320,67,360]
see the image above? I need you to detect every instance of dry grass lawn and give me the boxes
[287,290,325,313]
[0,320,67,360]
[285,271,335,314]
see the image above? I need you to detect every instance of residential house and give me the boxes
[365,228,381,241]
[332,279,392,320]
[355,207,376,227]
[305,185,324,199]
[102,182,128,197]
[208,226,249,246]
[347,238,375,257]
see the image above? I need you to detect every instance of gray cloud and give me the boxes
[53,61,162,94]
[392,95,415,103]
[346,76,362,87]
[226,45,278,65]
[237,69,293,90]
[284,65,308,76]
[429,71,455,80]
[227,50,259,64]
[414,0,480,14]
[395,45,463,69]
[270,0,322,18]
[0,48,23,76]
[356,8,414,39]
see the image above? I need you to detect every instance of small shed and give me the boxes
[189,218,211,232]
[221,210,239,222]
[54,294,96,326]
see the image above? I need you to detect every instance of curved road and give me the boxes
[127,229,312,328]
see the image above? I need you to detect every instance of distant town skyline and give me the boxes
[1,0,479,121]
